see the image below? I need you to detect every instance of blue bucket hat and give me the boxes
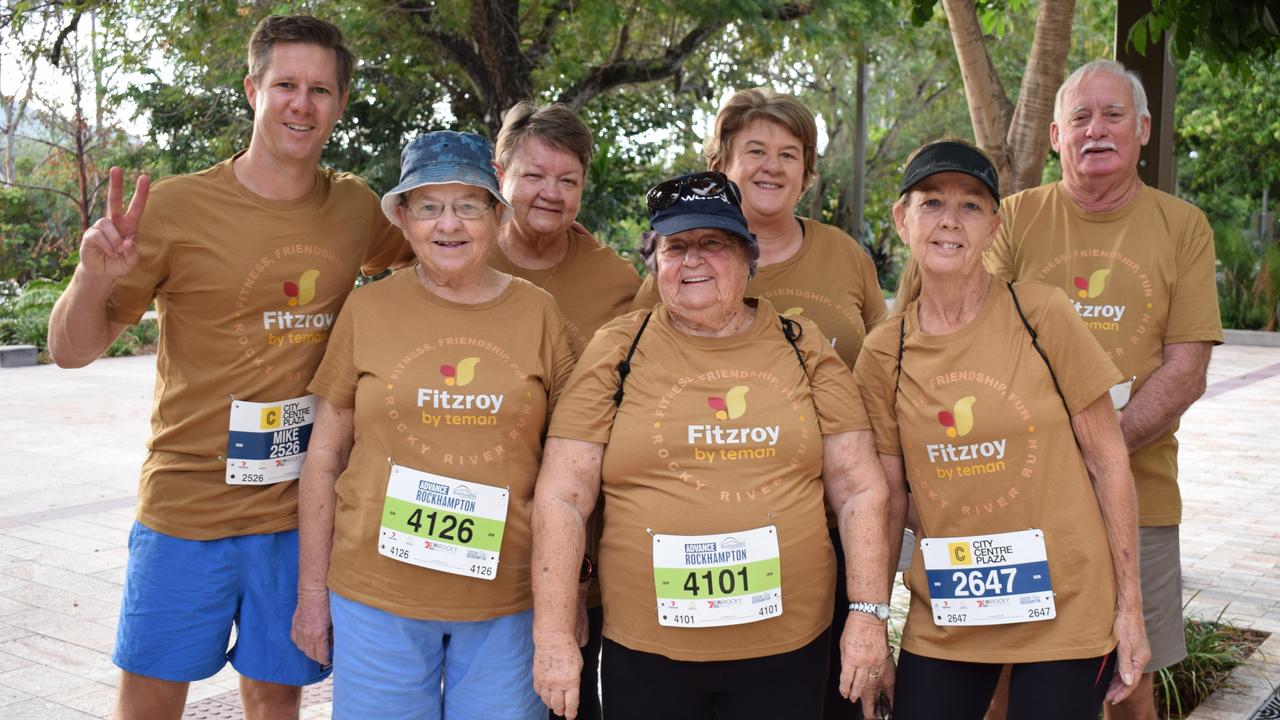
[645,171,755,246]
[381,131,512,227]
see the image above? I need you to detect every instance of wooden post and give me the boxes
[1115,0,1177,193]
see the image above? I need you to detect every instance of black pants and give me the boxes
[893,648,1117,720]
[549,604,604,720]
[601,630,830,720]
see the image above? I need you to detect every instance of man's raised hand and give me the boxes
[80,167,150,279]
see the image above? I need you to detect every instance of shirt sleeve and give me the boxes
[308,295,359,408]
[360,186,409,276]
[546,316,636,443]
[795,316,871,434]
[629,274,661,312]
[1164,209,1224,345]
[1023,284,1124,416]
[852,333,902,456]
[544,304,578,421]
[106,194,173,325]
[984,207,1016,282]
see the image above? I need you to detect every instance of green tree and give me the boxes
[1175,51,1280,229]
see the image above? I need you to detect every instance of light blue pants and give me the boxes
[329,592,544,720]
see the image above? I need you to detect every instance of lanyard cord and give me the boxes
[613,312,809,407]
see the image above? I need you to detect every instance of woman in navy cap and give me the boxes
[291,131,576,719]
[852,139,1148,719]
[531,171,893,719]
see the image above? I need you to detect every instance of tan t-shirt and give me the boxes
[489,225,640,355]
[632,218,887,368]
[105,154,405,540]
[986,183,1223,526]
[855,278,1123,663]
[549,299,870,661]
[309,270,576,621]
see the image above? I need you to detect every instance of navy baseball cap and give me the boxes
[899,140,1000,204]
[646,171,755,246]
[381,131,512,227]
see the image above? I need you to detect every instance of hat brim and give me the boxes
[899,163,1000,204]
[651,213,754,246]
[381,165,512,228]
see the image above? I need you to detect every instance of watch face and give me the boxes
[875,604,891,621]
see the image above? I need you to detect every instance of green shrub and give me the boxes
[1216,224,1280,330]
[105,319,159,357]
[1154,608,1268,718]
[0,277,65,350]
[0,277,156,360]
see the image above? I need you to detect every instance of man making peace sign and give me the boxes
[48,15,404,719]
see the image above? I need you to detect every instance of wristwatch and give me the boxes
[848,601,891,621]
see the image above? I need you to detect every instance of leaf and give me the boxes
[1133,18,1149,54]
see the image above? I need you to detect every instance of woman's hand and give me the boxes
[290,588,332,665]
[534,631,584,719]
[839,614,890,711]
[1107,607,1151,703]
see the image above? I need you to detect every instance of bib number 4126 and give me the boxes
[404,508,474,544]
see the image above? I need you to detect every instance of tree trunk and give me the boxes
[1008,0,1076,191]
[851,53,868,242]
[941,0,1076,194]
[941,0,1015,185]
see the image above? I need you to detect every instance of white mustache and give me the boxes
[1082,141,1116,154]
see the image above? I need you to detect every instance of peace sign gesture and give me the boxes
[79,166,150,279]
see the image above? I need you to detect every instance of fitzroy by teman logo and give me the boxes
[707,385,749,421]
[283,269,320,306]
[938,396,977,438]
[1072,269,1110,299]
[440,357,481,387]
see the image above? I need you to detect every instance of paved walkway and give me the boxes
[1,344,1278,719]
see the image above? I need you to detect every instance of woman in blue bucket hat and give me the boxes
[292,130,576,719]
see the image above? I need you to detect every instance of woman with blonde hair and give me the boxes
[854,139,1148,719]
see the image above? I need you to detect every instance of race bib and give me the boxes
[652,525,782,628]
[378,464,509,580]
[225,394,315,485]
[920,528,1055,626]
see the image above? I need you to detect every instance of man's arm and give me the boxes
[48,168,149,368]
[1118,341,1212,453]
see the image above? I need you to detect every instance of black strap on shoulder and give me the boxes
[1005,282,1075,429]
[894,314,906,398]
[613,312,653,407]
[779,315,810,380]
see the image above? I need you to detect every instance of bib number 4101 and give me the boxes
[683,567,750,597]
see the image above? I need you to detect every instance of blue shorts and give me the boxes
[329,592,543,720]
[112,521,329,685]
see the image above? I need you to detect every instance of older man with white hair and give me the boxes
[986,59,1222,720]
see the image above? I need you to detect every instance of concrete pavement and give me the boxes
[1,344,1278,719]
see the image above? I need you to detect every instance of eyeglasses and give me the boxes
[657,235,736,259]
[646,171,741,215]
[402,198,495,221]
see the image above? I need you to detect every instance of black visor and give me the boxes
[899,141,1000,204]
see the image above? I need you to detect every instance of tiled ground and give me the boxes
[1,344,1276,719]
